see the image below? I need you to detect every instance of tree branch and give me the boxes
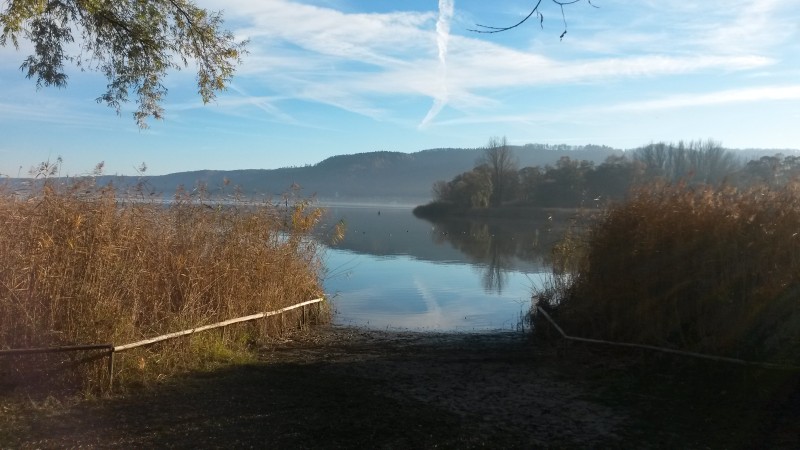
[469,0,598,38]
[468,0,543,33]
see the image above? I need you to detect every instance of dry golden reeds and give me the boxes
[537,181,800,365]
[0,172,328,393]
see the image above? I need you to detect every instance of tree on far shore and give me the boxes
[480,136,518,207]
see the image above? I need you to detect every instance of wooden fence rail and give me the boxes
[0,298,325,388]
[114,299,323,352]
[536,306,800,371]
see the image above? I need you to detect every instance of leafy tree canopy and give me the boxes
[1,0,246,127]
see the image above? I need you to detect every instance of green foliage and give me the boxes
[536,181,800,365]
[532,156,595,207]
[427,140,749,211]
[433,165,493,208]
[0,0,246,127]
[585,154,643,202]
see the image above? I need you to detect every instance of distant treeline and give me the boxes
[416,140,800,215]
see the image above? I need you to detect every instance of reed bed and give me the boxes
[535,181,800,365]
[0,175,329,393]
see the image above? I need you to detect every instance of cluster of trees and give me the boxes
[429,138,800,210]
[741,154,800,187]
[432,137,520,208]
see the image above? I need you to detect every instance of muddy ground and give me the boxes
[1,326,798,448]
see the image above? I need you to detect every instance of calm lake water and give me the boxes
[318,204,569,332]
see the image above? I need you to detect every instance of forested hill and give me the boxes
[97,144,622,203]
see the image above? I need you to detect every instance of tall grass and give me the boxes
[0,171,330,393]
[535,181,800,365]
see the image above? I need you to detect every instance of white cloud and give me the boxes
[563,0,798,60]
[0,99,111,129]
[419,0,455,129]
[4,0,791,130]
[700,0,795,55]
[432,84,800,128]
[198,0,779,126]
[203,84,300,124]
[604,84,800,112]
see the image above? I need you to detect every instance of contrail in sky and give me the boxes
[419,0,454,129]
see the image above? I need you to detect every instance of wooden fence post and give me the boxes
[108,350,115,390]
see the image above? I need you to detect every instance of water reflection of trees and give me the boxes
[316,206,586,292]
[427,216,565,293]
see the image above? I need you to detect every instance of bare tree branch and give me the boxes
[469,0,599,39]
[468,0,544,33]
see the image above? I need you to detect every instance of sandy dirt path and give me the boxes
[2,326,798,448]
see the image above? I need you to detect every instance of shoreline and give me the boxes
[412,202,600,221]
[2,325,797,448]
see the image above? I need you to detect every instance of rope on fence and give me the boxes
[536,306,800,371]
[0,343,113,356]
[114,298,324,352]
[0,298,326,389]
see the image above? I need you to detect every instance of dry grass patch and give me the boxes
[535,181,800,365]
[0,170,331,394]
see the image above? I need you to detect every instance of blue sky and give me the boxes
[2,0,799,177]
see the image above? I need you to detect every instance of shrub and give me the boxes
[0,173,328,393]
[535,181,800,365]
